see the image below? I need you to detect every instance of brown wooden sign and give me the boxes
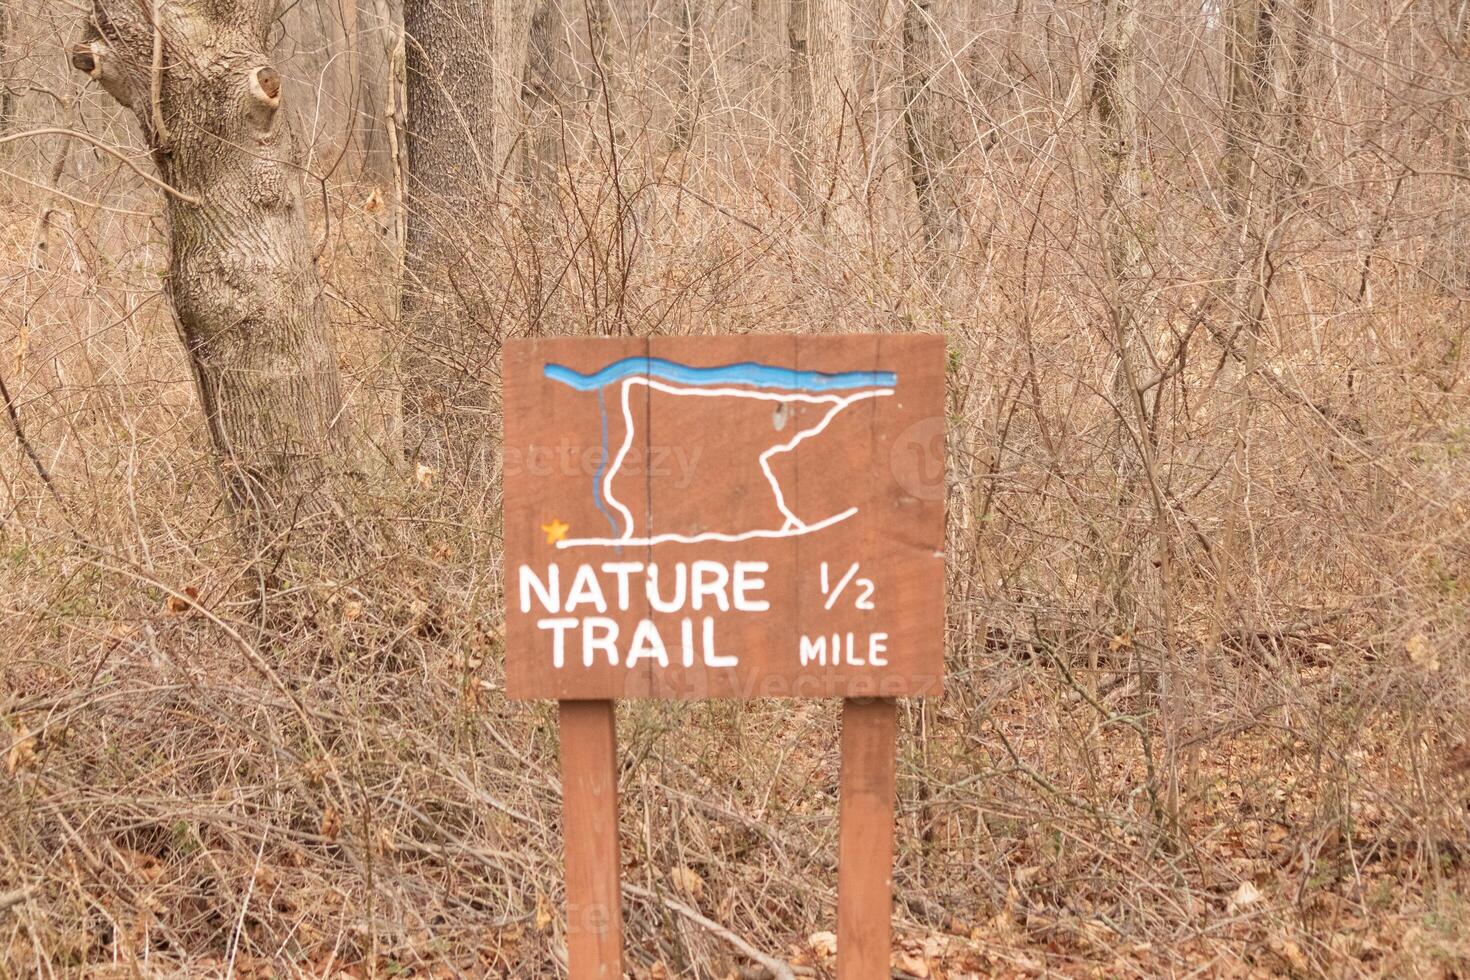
[503,334,946,701]
[502,334,945,979]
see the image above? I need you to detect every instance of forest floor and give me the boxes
[4,547,1468,979]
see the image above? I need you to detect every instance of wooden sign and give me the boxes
[501,334,946,980]
[503,334,945,701]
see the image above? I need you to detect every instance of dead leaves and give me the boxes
[1406,632,1440,672]
[115,847,164,884]
[1268,930,1311,973]
[163,584,200,616]
[893,946,931,977]
[1227,880,1263,915]
[806,930,836,960]
[318,806,341,842]
[1439,741,1470,779]
[5,720,36,774]
[668,865,704,902]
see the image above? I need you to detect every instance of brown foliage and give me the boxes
[1,0,1467,976]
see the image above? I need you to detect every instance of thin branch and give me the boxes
[1,167,155,216]
[0,886,36,913]
[149,0,171,146]
[655,179,768,234]
[0,367,65,509]
[622,883,798,980]
[0,128,199,204]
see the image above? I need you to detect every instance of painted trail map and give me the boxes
[503,334,945,700]
[543,357,898,548]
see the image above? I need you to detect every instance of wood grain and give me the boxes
[837,697,899,980]
[559,700,625,979]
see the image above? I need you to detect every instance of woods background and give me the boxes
[1,0,1469,975]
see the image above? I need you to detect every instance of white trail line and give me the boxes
[559,376,893,549]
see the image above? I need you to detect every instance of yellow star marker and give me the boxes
[542,518,570,545]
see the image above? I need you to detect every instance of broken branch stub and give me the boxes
[69,43,99,76]
[249,65,281,105]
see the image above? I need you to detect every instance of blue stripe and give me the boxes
[544,357,896,392]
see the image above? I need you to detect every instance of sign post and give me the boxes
[558,700,623,977]
[838,698,899,979]
[504,335,945,978]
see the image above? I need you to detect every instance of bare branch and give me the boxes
[0,126,200,203]
[149,0,170,145]
[623,883,798,980]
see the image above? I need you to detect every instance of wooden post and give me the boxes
[559,700,624,979]
[837,697,899,980]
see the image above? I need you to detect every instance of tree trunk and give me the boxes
[0,1,14,134]
[400,0,531,474]
[902,0,958,254]
[1442,1,1470,289]
[523,0,563,187]
[491,0,534,169]
[520,0,564,327]
[588,0,614,64]
[672,0,696,150]
[1091,0,1145,454]
[1222,0,1282,345]
[72,0,361,556]
[402,0,493,475]
[355,0,395,180]
[368,0,407,462]
[1222,0,1278,215]
[1090,0,1158,653]
[748,0,785,140]
[788,0,852,219]
[787,0,813,197]
[1281,0,1317,189]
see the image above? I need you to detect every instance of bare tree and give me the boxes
[519,0,566,323]
[901,0,958,254]
[588,0,614,64]
[1222,0,1277,214]
[400,0,532,471]
[1441,0,1470,287]
[401,0,494,471]
[672,0,696,150]
[1281,0,1318,189]
[523,0,563,187]
[788,0,852,218]
[1089,0,1157,644]
[69,0,361,551]
[747,0,785,133]
[0,0,15,133]
[492,0,534,167]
